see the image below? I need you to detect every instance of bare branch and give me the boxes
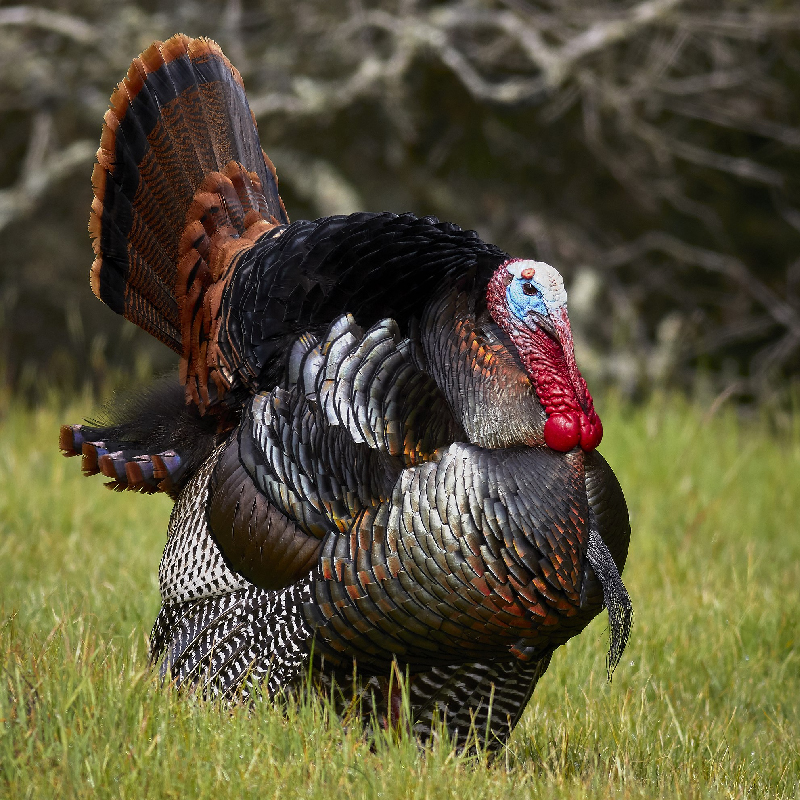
[662,136,784,187]
[250,0,686,117]
[599,231,800,338]
[656,68,753,96]
[675,11,800,34]
[0,113,94,233]
[772,192,800,236]
[552,0,683,84]
[633,121,785,186]
[435,0,683,87]
[268,149,364,217]
[698,317,777,356]
[664,99,800,148]
[0,5,97,44]
[250,54,405,117]
[751,329,800,376]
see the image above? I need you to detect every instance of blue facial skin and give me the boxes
[506,277,549,324]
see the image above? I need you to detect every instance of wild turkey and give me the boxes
[60,35,632,749]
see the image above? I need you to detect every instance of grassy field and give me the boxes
[1,394,798,799]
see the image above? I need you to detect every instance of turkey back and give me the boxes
[89,34,288,410]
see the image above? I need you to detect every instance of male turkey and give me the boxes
[60,35,632,749]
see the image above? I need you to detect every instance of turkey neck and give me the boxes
[417,287,546,448]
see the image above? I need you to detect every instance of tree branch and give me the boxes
[0,6,97,44]
[0,113,94,233]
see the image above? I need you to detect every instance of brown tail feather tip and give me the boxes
[99,454,120,480]
[59,425,80,457]
[124,461,145,490]
[81,443,101,476]
[89,257,102,303]
[151,455,176,494]
[88,195,103,248]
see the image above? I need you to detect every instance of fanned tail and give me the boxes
[89,34,288,410]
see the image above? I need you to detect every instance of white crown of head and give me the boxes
[505,259,567,307]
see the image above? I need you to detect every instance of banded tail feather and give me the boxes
[59,377,225,498]
[60,423,185,495]
[89,34,288,411]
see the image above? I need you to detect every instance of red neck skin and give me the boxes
[486,269,603,452]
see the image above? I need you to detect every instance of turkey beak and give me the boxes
[526,307,571,354]
[527,310,557,339]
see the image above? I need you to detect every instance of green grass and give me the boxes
[1,394,799,799]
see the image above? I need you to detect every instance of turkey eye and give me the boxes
[522,283,538,296]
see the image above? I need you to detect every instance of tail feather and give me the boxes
[89,34,289,406]
[59,377,223,496]
[59,425,187,496]
[175,163,282,411]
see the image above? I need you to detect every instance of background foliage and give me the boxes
[1,0,800,401]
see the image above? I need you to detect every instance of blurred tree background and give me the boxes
[1,0,800,405]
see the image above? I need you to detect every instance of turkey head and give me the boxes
[486,260,603,453]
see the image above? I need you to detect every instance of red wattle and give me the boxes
[544,414,581,452]
[580,414,603,451]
